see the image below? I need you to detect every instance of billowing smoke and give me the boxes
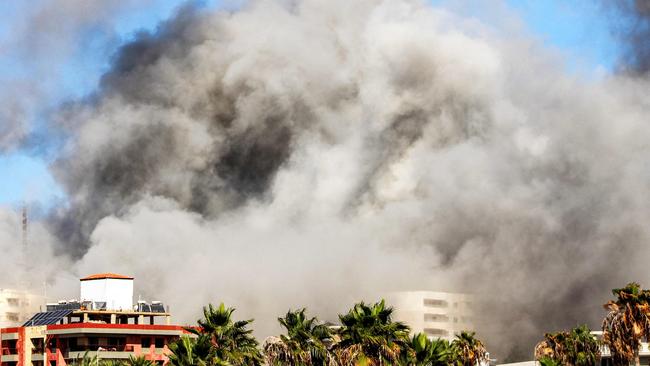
[0,206,70,287]
[2,0,650,361]
[606,0,650,74]
[0,0,161,152]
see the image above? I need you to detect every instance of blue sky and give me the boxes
[0,0,622,209]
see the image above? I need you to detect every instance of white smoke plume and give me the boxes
[0,0,166,152]
[0,206,70,288]
[1,0,650,361]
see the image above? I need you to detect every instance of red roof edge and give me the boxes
[80,273,134,281]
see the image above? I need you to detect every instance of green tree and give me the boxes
[534,325,600,366]
[263,309,335,366]
[125,355,155,366]
[100,361,127,366]
[70,351,98,366]
[168,303,262,366]
[401,333,452,366]
[194,303,263,365]
[602,283,650,366]
[537,357,561,366]
[333,299,410,366]
[450,331,488,366]
[168,334,214,366]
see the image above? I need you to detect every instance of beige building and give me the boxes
[0,289,44,328]
[386,291,475,341]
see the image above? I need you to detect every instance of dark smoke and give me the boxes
[3,0,650,362]
[606,0,650,74]
[52,4,301,252]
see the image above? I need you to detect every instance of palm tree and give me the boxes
[534,325,600,366]
[70,351,98,366]
[333,299,410,365]
[450,331,488,366]
[125,355,155,366]
[263,309,335,366]
[602,283,650,366]
[537,357,561,366]
[99,361,126,366]
[167,334,214,366]
[191,303,263,366]
[402,333,452,366]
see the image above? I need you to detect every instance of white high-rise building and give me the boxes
[0,288,44,328]
[386,291,475,341]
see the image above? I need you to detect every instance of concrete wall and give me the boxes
[80,279,133,311]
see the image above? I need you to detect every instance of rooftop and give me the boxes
[80,273,134,281]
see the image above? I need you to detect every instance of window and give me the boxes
[88,337,98,348]
[6,298,19,307]
[5,312,19,322]
[423,314,449,322]
[141,338,152,348]
[424,328,449,337]
[423,299,447,308]
[155,338,165,348]
[31,338,44,354]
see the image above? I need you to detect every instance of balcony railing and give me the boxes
[67,344,129,353]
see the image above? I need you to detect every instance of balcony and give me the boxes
[1,348,17,355]
[66,351,134,360]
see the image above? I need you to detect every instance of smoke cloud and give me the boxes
[2,0,650,361]
[0,0,164,152]
[605,0,650,74]
[0,206,70,288]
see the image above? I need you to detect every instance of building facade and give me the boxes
[386,291,475,341]
[0,274,191,366]
[0,290,44,329]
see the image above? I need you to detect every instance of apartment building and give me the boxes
[1,273,191,366]
[0,290,44,328]
[386,291,475,341]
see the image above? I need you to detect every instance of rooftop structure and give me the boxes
[1,274,189,366]
[385,291,476,341]
[79,272,135,311]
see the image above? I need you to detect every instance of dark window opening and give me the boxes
[141,338,151,348]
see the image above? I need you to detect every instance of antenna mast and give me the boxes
[22,204,27,250]
[20,204,30,290]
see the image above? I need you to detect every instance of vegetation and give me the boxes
[70,282,650,366]
[602,282,650,366]
[450,331,489,366]
[402,333,453,366]
[168,303,263,366]
[333,300,411,365]
[166,300,489,366]
[70,353,155,366]
[534,325,600,366]
[125,356,156,366]
[263,309,335,366]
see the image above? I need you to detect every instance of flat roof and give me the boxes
[46,323,192,336]
[80,273,134,281]
[71,310,170,316]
